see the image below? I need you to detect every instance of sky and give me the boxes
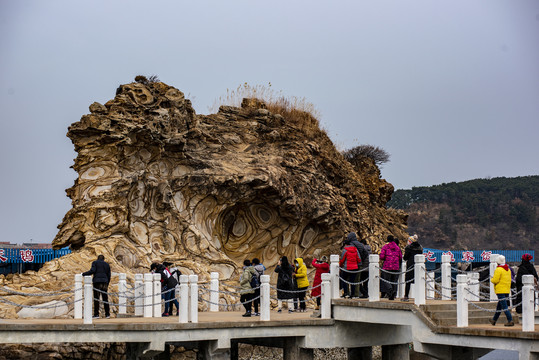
[1,0,538,244]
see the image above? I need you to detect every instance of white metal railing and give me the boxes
[2,253,535,330]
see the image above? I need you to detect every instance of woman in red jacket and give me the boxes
[311,256,330,310]
[340,239,361,298]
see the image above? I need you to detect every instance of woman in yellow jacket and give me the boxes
[293,258,310,312]
[489,255,514,326]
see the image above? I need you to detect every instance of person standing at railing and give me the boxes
[489,255,514,327]
[402,234,423,302]
[163,261,180,316]
[252,258,266,316]
[379,235,402,301]
[293,257,309,312]
[82,254,111,319]
[311,256,329,310]
[347,232,369,298]
[359,239,371,298]
[275,256,295,313]
[150,262,178,317]
[239,259,258,317]
[515,253,538,315]
[340,237,361,298]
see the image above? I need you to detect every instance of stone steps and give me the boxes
[420,301,519,326]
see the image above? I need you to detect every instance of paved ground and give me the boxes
[0,309,318,325]
[1,299,536,335]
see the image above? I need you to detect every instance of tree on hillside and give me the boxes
[388,176,539,252]
[342,145,390,167]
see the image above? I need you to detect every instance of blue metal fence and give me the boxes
[422,248,534,263]
[0,248,71,264]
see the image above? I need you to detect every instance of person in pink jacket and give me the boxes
[379,235,402,300]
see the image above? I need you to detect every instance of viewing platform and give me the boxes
[1,298,537,360]
[1,253,537,359]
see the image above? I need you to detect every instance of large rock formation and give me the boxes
[0,79,407,318]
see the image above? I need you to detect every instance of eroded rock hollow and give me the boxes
[0,79,407,317]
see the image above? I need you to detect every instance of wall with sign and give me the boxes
[0,248,71,275]
[422,248,534,264]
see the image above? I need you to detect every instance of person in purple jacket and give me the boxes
[379,235,402,300]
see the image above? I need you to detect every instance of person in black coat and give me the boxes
[402,235,423,302]
[515,253,538,314]
[275,256,294,313]
[82,254,111,318]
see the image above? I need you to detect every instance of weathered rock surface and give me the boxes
[17,300,68,319]
[0,79,407,318]
[0,343,126,360]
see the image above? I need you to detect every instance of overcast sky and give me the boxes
[1,1,538,244]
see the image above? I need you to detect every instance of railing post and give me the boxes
[260,274,270,321]
[398,260,406,299]
[522,275,534,332]
[74,274,83,319]
[426,271,435,300]
[414,254,426,305]
[369,254,380,302]
[321,273,332,319]
[153,273,162,317]
[189,275,198,323]
[143,273,153,318]
[179,275,189,323]
[441,254,451,300]
[330,254,340,299]
[118,273,127,316]
[83,275,93,324]
[210,272,219,312]
[134,274,143,316]
[489,254,498,301]
[470,272,480,302]
[457,274,468,327]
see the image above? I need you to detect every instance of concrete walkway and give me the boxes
[1,300,537,359]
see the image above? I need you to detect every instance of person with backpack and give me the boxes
[340,237,361,298]
[359,238,372,298]
[239,259,258,317]
[251,258,265,316]
[150,262,178,316]
[163,261,180,315]
[275,256,294,313]
[293,257,309,312]
[379,235,402,301]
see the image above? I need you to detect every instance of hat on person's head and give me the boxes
[163,261,173,267]
[346,232,357,243]
[496,255,506,265]
[522,253,533,262]
[407,236,417,245]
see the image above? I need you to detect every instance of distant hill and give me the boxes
[387,176,539,253]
